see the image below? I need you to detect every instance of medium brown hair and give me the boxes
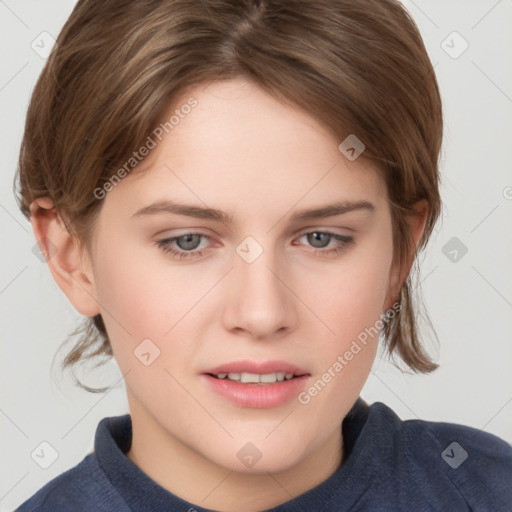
[15,0,443,392]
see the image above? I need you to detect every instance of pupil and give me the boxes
[177,234,200,250]
[308,232,330,248]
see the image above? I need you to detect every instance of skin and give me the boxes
[30,77,427,512]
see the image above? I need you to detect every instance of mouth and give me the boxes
[201,359,311,407]
[205,371,303,384]
[202,360,309,384]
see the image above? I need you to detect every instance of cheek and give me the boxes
[91,236,212,370]
[299,232,393,387]
[294,249,392,419]
[93,234,207,329]
[307,238,393,340]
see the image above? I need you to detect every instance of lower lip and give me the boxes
[201,374,310,408]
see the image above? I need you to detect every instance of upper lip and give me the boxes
[203,360,309,376]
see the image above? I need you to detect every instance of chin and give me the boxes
[206,437,310,475]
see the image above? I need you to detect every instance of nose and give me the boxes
[221,243,297,340]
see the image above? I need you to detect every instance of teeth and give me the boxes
[215,372,297,383]
[240,372,260,383]
[259,374,276,383]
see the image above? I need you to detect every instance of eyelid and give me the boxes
[294,225,355,236]
[154,227,215,238]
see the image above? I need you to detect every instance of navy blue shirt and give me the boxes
[15,398,512,511]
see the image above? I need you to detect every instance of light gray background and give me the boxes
[1,1,511,510]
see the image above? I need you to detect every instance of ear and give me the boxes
[384,199,428,311]
[30,197,101,317]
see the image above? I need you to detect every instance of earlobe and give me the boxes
[30,197,101,317]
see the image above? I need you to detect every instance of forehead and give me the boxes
[107,78,388,217]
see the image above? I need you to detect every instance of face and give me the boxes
[84,77,397,474]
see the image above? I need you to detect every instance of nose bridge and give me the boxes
[223,234,295,337]
[235,234,286,304]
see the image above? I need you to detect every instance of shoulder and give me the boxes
[13,453,125,512]
[369,401,512,510]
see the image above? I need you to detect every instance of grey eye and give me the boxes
[175,234,202,250]
[306,232,332,248]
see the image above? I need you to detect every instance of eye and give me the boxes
[156,233,210,260]
[156,230,354,261]
[295,231,354,256]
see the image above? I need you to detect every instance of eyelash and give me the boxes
[156,231,354,261]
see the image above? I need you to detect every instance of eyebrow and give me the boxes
[131,199,375,224]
